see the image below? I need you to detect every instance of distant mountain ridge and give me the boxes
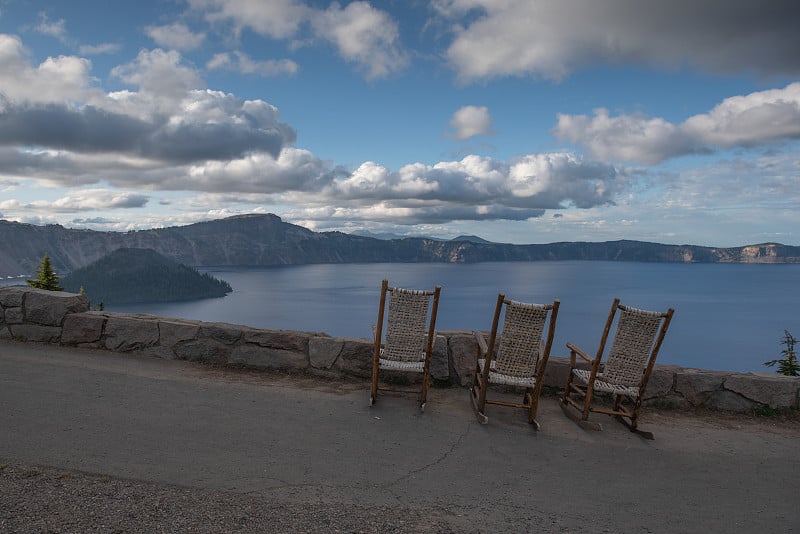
[1,214,798,277]
[451,235,493,244]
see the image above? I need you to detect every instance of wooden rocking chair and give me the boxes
[370,279,441,412]
[561,298,674,439]
[470,294,560,428]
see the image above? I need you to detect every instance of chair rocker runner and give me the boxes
[561,298,674,439]
[470,294,560,428]
[371,279,441,412]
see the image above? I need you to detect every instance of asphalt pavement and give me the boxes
[1,339,798,532]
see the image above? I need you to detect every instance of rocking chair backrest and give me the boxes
[603,306,668,388]
[384,287,435,363]
[494,301,549,378]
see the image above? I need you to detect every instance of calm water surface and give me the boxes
[105,261,800,373]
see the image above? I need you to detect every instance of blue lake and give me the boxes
[100,261,800,374]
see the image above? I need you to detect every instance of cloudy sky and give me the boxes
[0,0,798,246]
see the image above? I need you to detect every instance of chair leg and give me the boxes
[630,397,644,429]
[469,386,489,424]
[614,414,654,440]
[564,379,599,427]
[370,362,379,406]
[526,386,542,430]
[581,386,594,422]
[560,380,603,431]
[469,367,489,424]
[526,394,542,430]
[616,398,654,439]
[561,370,574,404]
[419,370,430,412]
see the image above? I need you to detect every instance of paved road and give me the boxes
[1,339,798,532]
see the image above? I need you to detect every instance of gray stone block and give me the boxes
[174,339,230,364]
[8,324,61,343]
[431,334,449,381]
[0,326,11,339]
[309,336,344,370]
[243,329,311,352]
[5,307,23,325]
[0,286,26,307]
[334,338,373,378]
[674,369,730,406]
[448,333,479,387]
[158,320,201,349]
[642,365,679,400]
[229,344,308,370]
[706,389,758,412]
[200,323,242,345]
[104,316,159,352]
[24,289,89,326]
[542,356,572,390]
[62,312,106,344]
[724,373,800,409]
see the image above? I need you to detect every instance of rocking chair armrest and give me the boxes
[566,342,593,366]
[473,331,489,357]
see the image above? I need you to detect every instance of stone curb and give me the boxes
[2,287,798,412]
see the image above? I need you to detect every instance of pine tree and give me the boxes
[764,330,800,377]
[27,254,63,291]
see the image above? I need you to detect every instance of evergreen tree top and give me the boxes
[27,254,63,292]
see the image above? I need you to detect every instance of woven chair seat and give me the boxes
[380,347,425,372]
[572,368,640,398]
[478,358,536,388]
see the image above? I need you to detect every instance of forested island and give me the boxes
[61,248,232,306]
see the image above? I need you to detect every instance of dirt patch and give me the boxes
[182,361,368,394]
[643,405,800,436]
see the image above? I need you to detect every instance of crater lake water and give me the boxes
[97,261,800,373]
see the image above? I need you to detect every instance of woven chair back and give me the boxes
[603,307,665,387]
[494,301,549,378]
[384,288,432,363]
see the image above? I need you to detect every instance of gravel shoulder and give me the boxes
[0,462,464,534]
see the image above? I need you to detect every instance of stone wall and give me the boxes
[2,286,798,413]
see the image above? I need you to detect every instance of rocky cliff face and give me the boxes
[1,214,798,277]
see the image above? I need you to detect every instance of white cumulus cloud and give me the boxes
[189,0,406,79]
[438,0,800,82]
[448,105,493,140]
[0,34,98,104]
[311,1,408,79]
[34,12,67,42]
[28,189,150,212]
[111,48,204,100]
[206,51,298,77]
[554,82,800,164]
[190,0,308,40]
[79,43,121,55]
[145,23,206,51]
